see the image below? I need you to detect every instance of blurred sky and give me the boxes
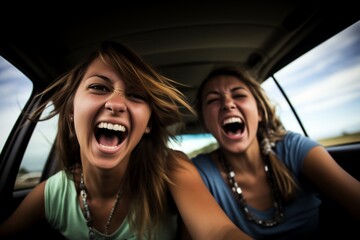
[263,20,360,140]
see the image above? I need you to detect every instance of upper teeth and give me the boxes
[97,122,126,132]
[223,117,242,125]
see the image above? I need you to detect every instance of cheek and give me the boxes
[72,94,99,135]
[202,106,218,131]
[132,105,152,127]
[73,103,90,138]
[245,101,261,123]
[73,97,89,122]
[74,91,102,116]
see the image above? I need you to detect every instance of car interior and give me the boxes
[0,2,359,238]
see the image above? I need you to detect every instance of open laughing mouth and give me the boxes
[94,122,128,150]
[222,117,245,136]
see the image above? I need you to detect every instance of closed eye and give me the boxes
[231,87,248,99]
[127,92,148,102]
[206,98,219,105]
[205,93,220,105]
[233,93,247,99]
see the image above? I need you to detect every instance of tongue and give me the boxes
[98,134,118,147]
[227,129,242,136]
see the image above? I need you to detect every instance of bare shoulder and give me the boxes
[172,149,190,161]
[22,180,47,211]
[170,150,197,171]
[31,180,47,197]
[168,149,203,186]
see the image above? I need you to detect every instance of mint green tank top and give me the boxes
[45,171,179,239]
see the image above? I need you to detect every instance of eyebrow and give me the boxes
[205,86,245,97]
[85,74,114,84]
[230,86,245,92]
[93,74,113,83]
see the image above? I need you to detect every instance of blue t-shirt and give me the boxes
[192,131,321,240]
[45,171,179,239]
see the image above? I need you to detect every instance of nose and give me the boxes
[222,94,236,111]
[105,91,127,114]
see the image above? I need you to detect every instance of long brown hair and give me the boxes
[195,65,297,201]
[30,41,195,238]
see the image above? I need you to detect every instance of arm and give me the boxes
[302,146,360,219]
[0,181,46,237]
[169,151,253,240]
[176,215,192,240]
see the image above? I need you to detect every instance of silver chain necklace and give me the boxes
[80,173,122,240]
[220,152,283,227]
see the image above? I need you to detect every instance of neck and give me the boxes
[82,167,124,199]
[219,147,263,174]
[220,150,284,227]
[80,172,123,237]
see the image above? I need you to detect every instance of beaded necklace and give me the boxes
[80,173,122,240]
[220,152,283,227]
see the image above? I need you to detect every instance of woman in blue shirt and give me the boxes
[192,65,360,239]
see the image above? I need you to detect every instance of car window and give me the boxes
[169,133,218,158]
[0,56,58,190]
[172,20,360,154]
[16,104,58,189]
[262,20,360,147]
[0,56,33,152]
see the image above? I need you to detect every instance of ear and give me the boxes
[145,119,153,134]
[258,107,263,122]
